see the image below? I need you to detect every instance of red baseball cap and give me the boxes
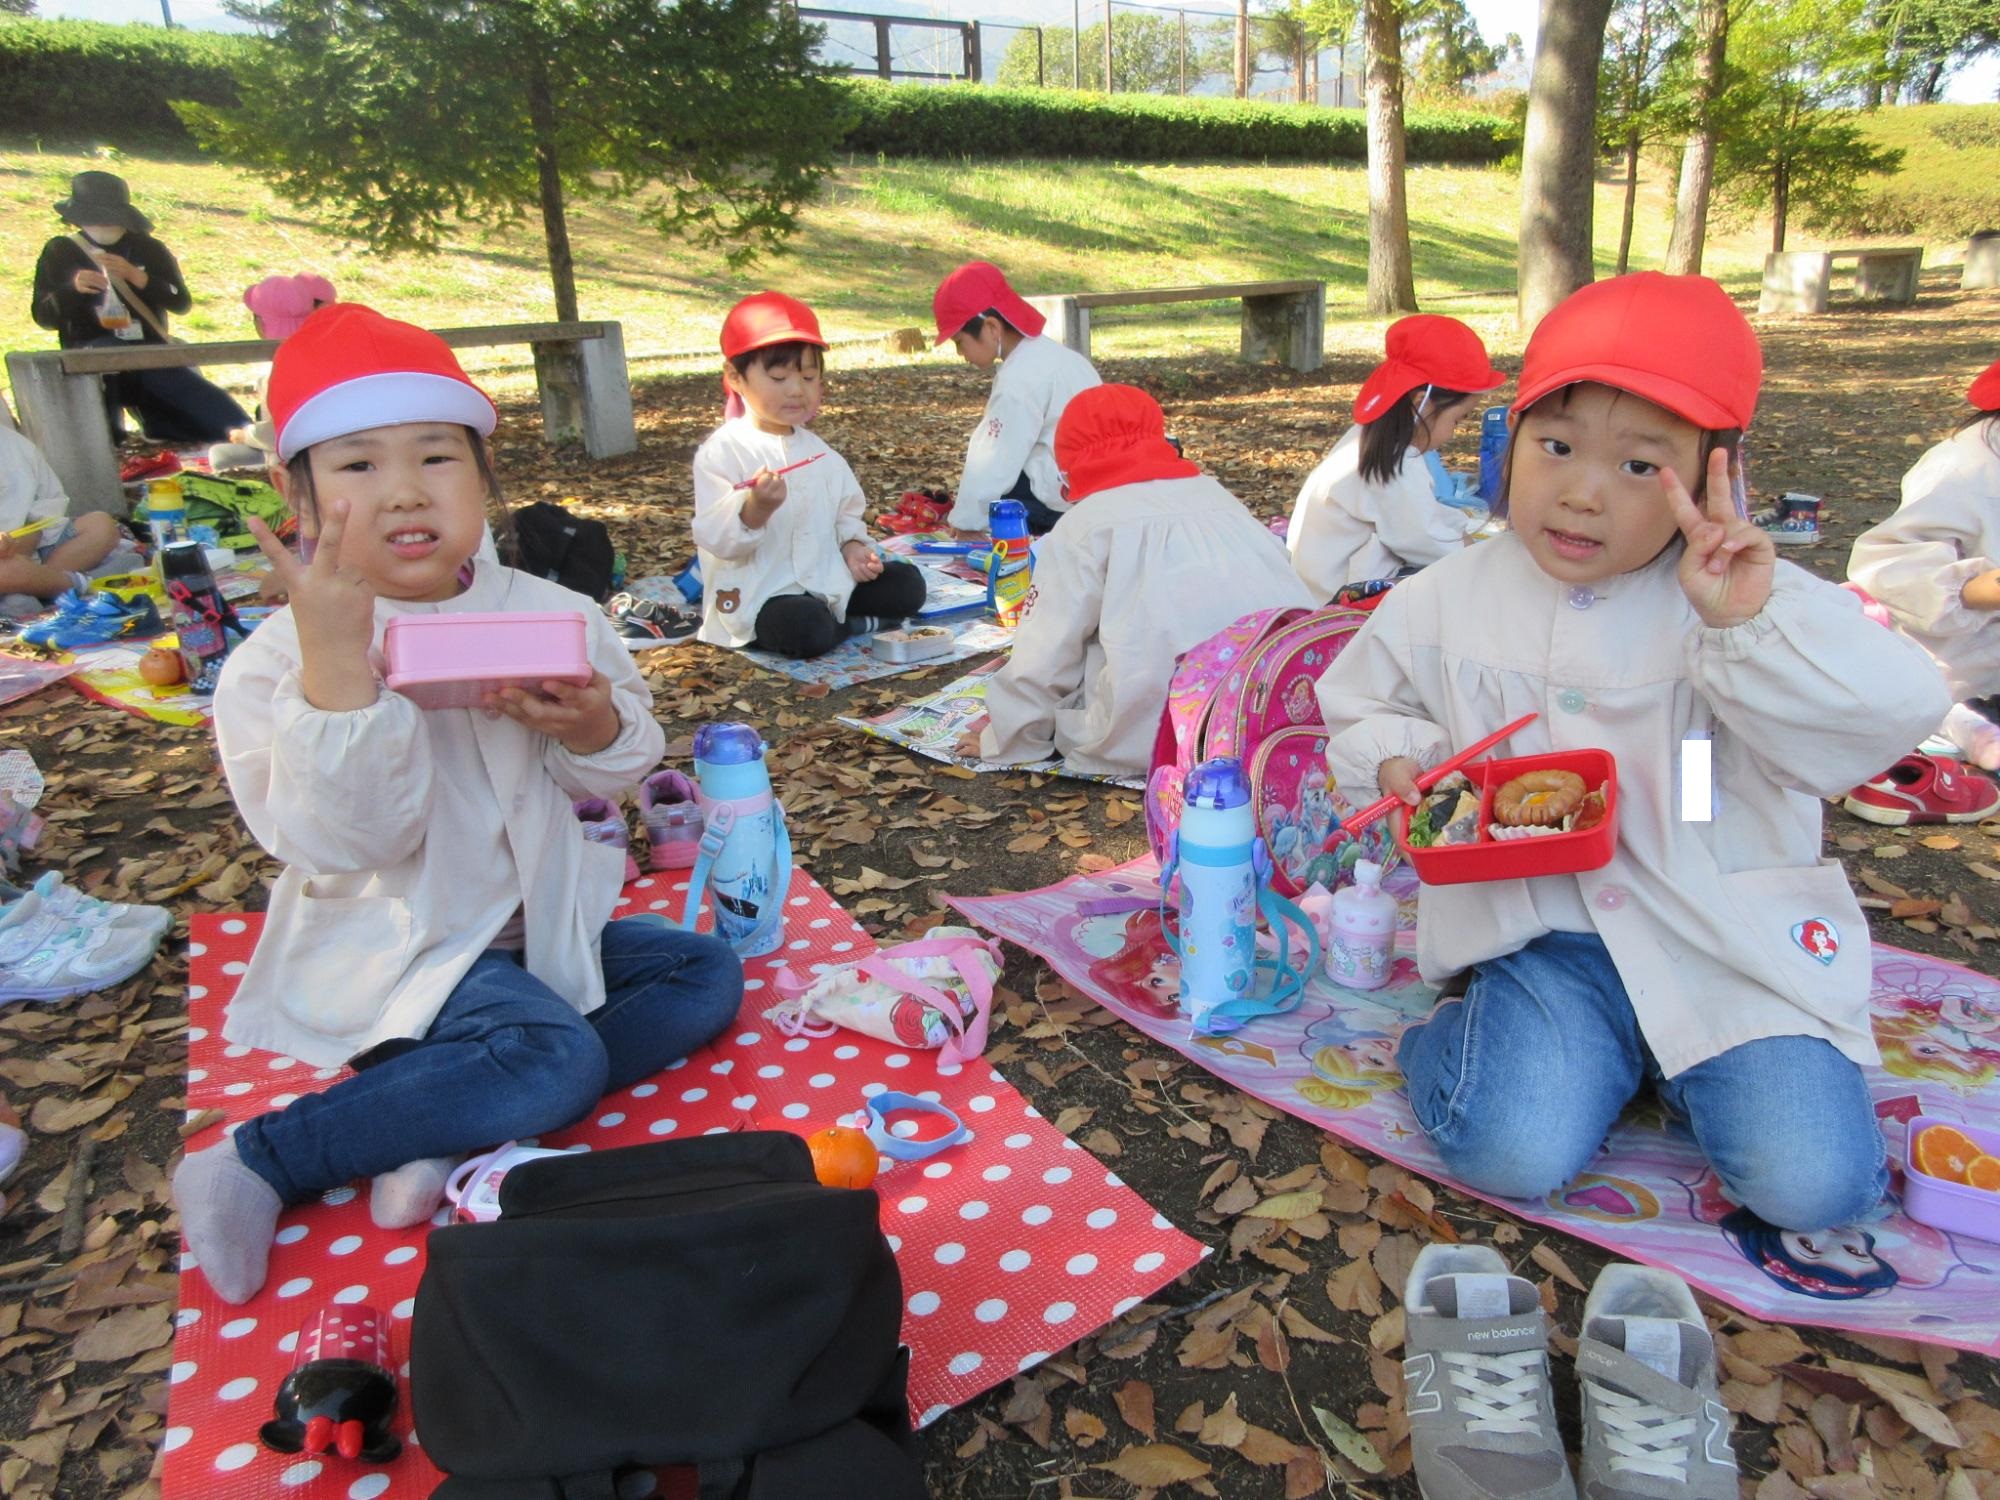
[1969,357,2000,411]
[721,292,826,360]
[1054,384,1199,502]
[1353,314,1505,423]
[932,261,1048,346]
[1513,272,1762,432]
[268,304,495,462]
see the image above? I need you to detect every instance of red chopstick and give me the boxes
[738,453,823,487]
[1336,711,1540,837]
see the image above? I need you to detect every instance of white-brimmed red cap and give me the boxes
[933,262,1047,345]
[1353,315,1505,423]
[268,304,496,462]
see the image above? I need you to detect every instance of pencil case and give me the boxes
[383,611,591,710]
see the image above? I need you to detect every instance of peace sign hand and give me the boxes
[248,504,381,711]
[1665,446,1775,631]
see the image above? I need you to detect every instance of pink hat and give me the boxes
[1353,315,1505,424]
[244,274,338,342]
[268,304,496,462]
[1054,385,1199,502]
[1969,357,2000,412]
[932,262,1047,346]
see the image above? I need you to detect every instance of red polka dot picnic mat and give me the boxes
[165,868,1205,1498]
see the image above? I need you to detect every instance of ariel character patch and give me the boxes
[1792,918,1839,966]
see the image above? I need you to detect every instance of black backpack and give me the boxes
[505,501,616,602]
[411,1132,926,1500]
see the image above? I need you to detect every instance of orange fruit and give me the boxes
[138,648,184,687]
[1967,1155,2000,1193]
[1915,1124,1983,1183]
[806,1125,879,1190]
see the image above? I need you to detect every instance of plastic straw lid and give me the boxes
[693,722,766,765]
[1335,711,1540,838]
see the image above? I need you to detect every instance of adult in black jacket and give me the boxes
[30,172,250,445]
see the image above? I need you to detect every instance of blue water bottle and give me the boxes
[676,723,792,957]
[1476,405,1510,503]
[986,498,1033,627]
[1169,759,1265,1035]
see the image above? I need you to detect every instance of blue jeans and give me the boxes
[1397,930,1887,1232]
[234,918,743,1204]
[1001,469,1063,535]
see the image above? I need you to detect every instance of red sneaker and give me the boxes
[877,489,953,535]
[1843,753,2000,826]
[119,451,180,483]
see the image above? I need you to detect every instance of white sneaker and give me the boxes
[0,885,163,1003]
[10,872,172,944]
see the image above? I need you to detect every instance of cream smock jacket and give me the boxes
[0,427,70,533]
[948,335,1102,531]
[981,474,1314,777]
[692,417,869,649]
[1316,534,1949,1077]
[1847,421,2000,700]
[213,562,664,1067]
[1286,426,1476,601]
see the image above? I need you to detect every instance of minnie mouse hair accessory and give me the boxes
[268,303,496,462]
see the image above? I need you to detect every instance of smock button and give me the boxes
[1595,885,1628,911]
[1567,585,1596,610]
[1558,689,1587,715]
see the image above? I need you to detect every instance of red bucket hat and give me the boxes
[244,273,338,342]
[932,262,1048,346]
[1969,357,2000,412]
[1513,272,1762,432]
[721,292,826,360]
[268,304,496,462]
[1054,385,1200,502]
[1353,315,1505,423]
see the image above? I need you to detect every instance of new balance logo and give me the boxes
[1702,1400,1736,1468]
[1404,1352,1442,1415]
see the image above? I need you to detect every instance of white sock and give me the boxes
[370,1155,456,1229]
[172,1136,282,1305]
[1944,703,2000,772]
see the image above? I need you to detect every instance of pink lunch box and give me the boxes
[383,611,592,710]
[1904,1114,2000,1244]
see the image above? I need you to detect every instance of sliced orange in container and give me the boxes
[1915,1124,1983,1183]
[1967,1155,2000,1193]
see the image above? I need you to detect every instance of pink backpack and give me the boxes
[1144,604,1394,898]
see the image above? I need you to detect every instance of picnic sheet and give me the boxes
[728,607,1012,690]
[953,855,2000,1355]
[838,659,1146,789]
[165,869,1204,1499]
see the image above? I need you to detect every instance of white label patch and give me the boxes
[1450,1273,1512,1320]
[1622,1317,1682,1380]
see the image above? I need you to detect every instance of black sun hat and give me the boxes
[53,171,152,235]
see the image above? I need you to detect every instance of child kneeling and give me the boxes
[1317,274,1948,1233]
[979,384,1313,778]
[176,306,742,1304]
[693,292,925,657]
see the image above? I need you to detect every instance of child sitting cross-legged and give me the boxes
[174,305,742,1304]
[1316,273,1949,1235]
[693,292,926,657]
[0,425,129,620]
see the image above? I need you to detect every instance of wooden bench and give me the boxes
[5,320,636,515]
[1966,231,2000,291]
[1025,280,1325,372]
[1758,246,1924,315]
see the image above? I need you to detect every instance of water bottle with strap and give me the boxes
[675,723,792,958]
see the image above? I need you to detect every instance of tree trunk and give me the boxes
[1616,132,1641,275]
[1104,2,1114,92]
[1234,0,1248,96]
[1334,41,1345,106]
[1516,0,1614,329]
[1308,42,1318,104]
[1362,0,1417,315]
[1664,0,1728,276]
[1296,35,1308,102]
[1771,162,1788,251]
[525,58,578,324]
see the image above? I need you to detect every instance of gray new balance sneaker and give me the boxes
[1404,1243,1576,1500]
[1576,1264,1738,1500]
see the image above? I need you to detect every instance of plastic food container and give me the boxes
[1904,1115,2000,1243]
[384,611,591,710]
[870,626,955,663]
[1395,749,1617,885]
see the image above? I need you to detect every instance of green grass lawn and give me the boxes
[0,128,1983,398]
[1852,102,2000,238]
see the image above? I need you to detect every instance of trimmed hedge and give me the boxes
[0,18,252,145]
[838,80,1515,164]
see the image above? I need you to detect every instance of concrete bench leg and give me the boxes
[5,353,124,514]
[1962,234,2000,291]
[531,324,636,461]
[1241,287,1324,372]
[1024,296,1091,358]
[1759,252,1831,315]
[1855,251,1921,304]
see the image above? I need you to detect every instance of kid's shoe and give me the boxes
[606,592,698,651]
[1577,1263,1737,1499]
[0,883,164,1003]
[1941,702,2000,772]
[119,450,180,484]
[5,872,173,945]
[18,590,161,650]
[878,489,953,536]
[1403,1243,1575,1500]
[574,797,640,883]
[1758,515,1821,545]
[1843,753,2000,826]
[638,770,703,871]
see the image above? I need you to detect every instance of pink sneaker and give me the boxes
[574,797,641,882]
[1843,753,2000,826]
[639,770,703,870]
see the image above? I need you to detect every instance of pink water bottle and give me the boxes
[1327,859,1395,990]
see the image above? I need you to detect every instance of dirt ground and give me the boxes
[1,270,1998,1500]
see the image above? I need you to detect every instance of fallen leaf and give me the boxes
[1529,1241,1587,1292]
[1311,1404,1387,1475]
[70,1305,171,1364]
[1113,1378,1157,1438]
[1245,1189,1322,1220]
[1064,1408,1108,1447]
[1199,1393,1250,1448]
[1921,834,1962,850]
[1092,1442,1212,1486]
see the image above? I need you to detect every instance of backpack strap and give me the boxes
[675,803,736,933]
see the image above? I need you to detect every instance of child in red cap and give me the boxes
[932,261,1101,535]
[693,292,926,656]
[977,384,1312,776]
[1317,273,1946,1236]
[1848,356,2000,782]
[178,305,741,1304]
[1286,314,1504,601]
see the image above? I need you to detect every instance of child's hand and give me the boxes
[0,533,19,563]
[843,540,884,583]
[248,506,378,711]
[739,469,789,528]
[491,672,621,755]
[1377,756,1424,806]
[1962,570,2000,612]
[1666,446,1776,630]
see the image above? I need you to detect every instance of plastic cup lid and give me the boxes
[1185,756,1250,810]
[693,722,766,765]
